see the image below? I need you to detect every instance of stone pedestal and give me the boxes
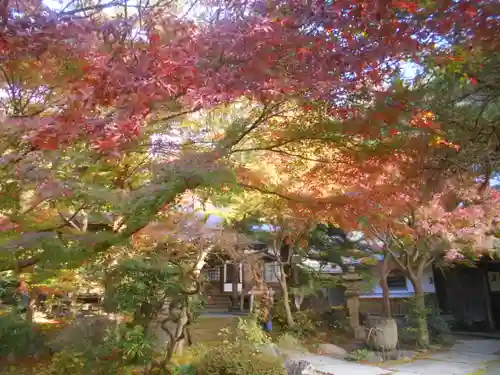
[342,265,365,341]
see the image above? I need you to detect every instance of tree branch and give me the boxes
[369,225,407,272]
[0,256,40,272]
[58,211,82,231]
[237,183,304,203]
[57,204,87,231]
[231,134,356,154]
[231,138,301,153]
[257,148,333,163]
[220,102,284,150]
[419,253,432,278]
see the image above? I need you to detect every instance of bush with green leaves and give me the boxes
[172,364,196,375]
[0,312,45,358]
[402,298,451,346]
[234,317,271,345]
[102,323,154,364]
[347,348,372,362]
[105,255,206,367]
[104,257,182,329]
[193,317,284,375]
[0,276,18,305]
[48,323,154,375]
[320,308,351,332]
[49,350,86,375]
[276,332,299,348]
[193,344,285,375]
[271,299,317,337]
[427,307,451,343]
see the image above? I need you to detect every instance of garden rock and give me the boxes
[49,315,117,352]
[284,358,317,375]
[316,343,348,358]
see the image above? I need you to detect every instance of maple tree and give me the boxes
[226,192,315,328]
[0,1,498,368]
[0,0,497,294]
[227,89,499,347]
[225,191,371,325]
[332,181,500,348]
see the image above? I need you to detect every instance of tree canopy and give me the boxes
[0,0,498,280]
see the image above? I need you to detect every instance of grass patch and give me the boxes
[464,358,500,375]
[466,370,486,375]
[190,316,238,344]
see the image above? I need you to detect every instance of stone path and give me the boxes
[287,353,392,375]
[288,337,500,375]
[386,338,500,375]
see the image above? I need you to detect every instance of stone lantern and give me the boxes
[342,265,365,340]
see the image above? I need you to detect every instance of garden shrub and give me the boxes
[106,324,154,364]
[234,317,271,345]
[276,332,300,349]
[292,309,317,336]
[49,350,86,375]
[427,307,452,344]
[47,323,154,375]
[194,317,285,375]
[320,308,350,332]
[171,364,196,375]
[171,344,209,367]
[401,299,452,346]
[49,315,115,352]
[271,300,317,337]
[347,348,372,363]
[90,323,154,373]
[270,298,290,328]
[0,277,17,305]
[0,312,45,358]
[193,344,285,375]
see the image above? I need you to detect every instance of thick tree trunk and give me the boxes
[409,277,430,349]
[163,247,208,364]
[162,305,189,363]
[173,306,189,357]
[282,288,295,327]
[231,263,239,310]
[380,274,391,318]
[239,289,245,311]
[26,297,35,323]
[279,264,295,328]
[185,325,193,346]
[380,257,392,318]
